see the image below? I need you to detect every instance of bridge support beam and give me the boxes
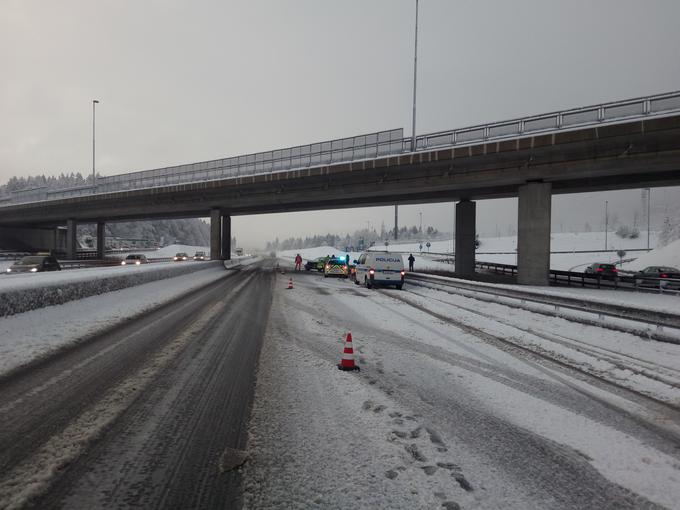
[96,222,105,259]
[210,208,222,260]
[66,219,77,260]
[518,182,552,286]
[455,200,476,276]
[221,215,231,260]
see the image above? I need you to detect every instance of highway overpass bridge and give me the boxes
[2,91,680,285]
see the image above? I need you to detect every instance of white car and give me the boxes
[354,252,405,289]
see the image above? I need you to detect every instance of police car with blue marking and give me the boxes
[353,252,405,289]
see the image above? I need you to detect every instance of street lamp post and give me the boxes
[410,0,419,152]
[92,99,100,191]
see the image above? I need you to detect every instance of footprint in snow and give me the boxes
[404,443,428,462]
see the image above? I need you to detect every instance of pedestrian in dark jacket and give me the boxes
[408,253,415,271]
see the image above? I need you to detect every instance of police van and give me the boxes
[353,252,405,289]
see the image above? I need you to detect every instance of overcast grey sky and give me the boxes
[2,0,679,248]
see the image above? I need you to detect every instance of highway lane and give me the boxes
[243,270,678,509]
[0,265,273,509]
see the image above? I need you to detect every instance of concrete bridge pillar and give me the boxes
[210,208,221,260]
[96,222,106,259]
[221,215,231,260]
[517,182,552,286]
[66,219,77,260]
[455,200,476,276]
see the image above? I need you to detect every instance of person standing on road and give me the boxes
[294,253,303,271]
[408,253,415,272]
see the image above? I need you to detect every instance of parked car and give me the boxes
[121,254,148,265]
[305,257,325,272]
[634,266,680,289]
[584,262,618,280]
[354,252,405,289]
[6,255,61,273]
[193,251,207,261]
[173,252,189,261]
[324,257,349,278]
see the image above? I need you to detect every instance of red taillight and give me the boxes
[596,268,603,272]
[661,273,668,278]
[400,270,405,276]
[612,268,618,273]
[342,265,347,269]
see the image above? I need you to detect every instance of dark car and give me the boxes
[121,254,148,265]
[634,266,680,289]
[584,262,618,279]
[6,255,61,274]
[173,252,189,261]
[304,257,325,272]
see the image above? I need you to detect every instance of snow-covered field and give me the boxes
[244,270,680,509]
[0,266,232,377]
[625,238,680,271]
[278,231,666,273]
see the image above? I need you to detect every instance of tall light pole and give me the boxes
[92,99,100,191]
[410,0,419,153]
[396,1,420,244]
[604,200,608,250]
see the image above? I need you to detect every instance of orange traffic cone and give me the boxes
[338,332,360,371]
[287,278,294,289]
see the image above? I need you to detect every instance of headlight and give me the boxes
[6,268,11,273]
[136,261,141,265]
[121,261,126,265]
[30,267,38,272]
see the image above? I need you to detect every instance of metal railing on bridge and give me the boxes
[3,90,680,206]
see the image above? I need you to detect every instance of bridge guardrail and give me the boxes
[3,90,680,206]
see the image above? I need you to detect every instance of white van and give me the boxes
[354,252,405,289]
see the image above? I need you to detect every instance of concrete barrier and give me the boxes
[0,261,223,318]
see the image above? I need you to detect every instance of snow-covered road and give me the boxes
[244,270,680,509]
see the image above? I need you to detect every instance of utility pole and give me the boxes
[604,200,608,250]
[92,99,99,192]
[394,205,398,240]
[646,188,651,251]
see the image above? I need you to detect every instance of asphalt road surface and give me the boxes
[0,266,272,509]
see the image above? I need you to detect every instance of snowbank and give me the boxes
[0,267,232,376]
[623,238,680,271]
[0,261,223,317]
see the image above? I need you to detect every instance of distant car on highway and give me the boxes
[584,262,618,280]
[354,252,405,289]
[634,266,680,289]
[6,255,61,274]
[173,252,189,261]
[193,251,207,261]
[121,254,148,266]
[305,257,325,272]
[323,257,349,278]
